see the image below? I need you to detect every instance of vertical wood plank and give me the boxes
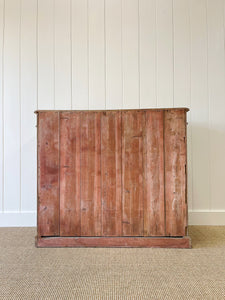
[88,0,105,109]
[60,112,81,236]
[122,0,139,108]
[0,0,4,211]
[144,111,165,236]
[190,0,210,210]
[105,0,122,109]
[21,0,37,211]
[173,0,192,211]
[4,0,20,211]
[54,0,71,109]
[156,0,173,107]
[164,110,187,236]
[80,112,101,236]
[38,112,60,236]
[207,0,225,210]
[101,111,122,236]
[139,0,157,108]
[122,110,144,236]
[38,0,54,109]
[72,0,88,109]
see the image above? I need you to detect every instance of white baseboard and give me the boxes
[188,210,225,225]
[0,211,37,227]
[0,210,225,227]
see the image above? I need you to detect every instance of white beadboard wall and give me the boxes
[0,0,225,226]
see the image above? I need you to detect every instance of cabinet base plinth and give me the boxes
[36,236,191,248]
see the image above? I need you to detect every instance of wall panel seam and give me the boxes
[121,0,123,109]
[188,0,193,211]
[70,0,72,109]
[53,0,55,109]
[205,0,212,211]
[36,0,38,110]
[172,0,174,108]
[87,0,89,109]
[138,0,140,109]
[1,0,5,212]
[103,0,106,110]
[155,0,158,107]
[19,0,22,212]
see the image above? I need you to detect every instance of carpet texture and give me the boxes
[0,226,225,299]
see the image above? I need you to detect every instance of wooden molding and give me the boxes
[36,236,191,249]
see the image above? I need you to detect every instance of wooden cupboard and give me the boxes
[35,108,191,248]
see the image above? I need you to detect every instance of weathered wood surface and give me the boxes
[80,112,102,236]
[122,110,144,236]
[37,112,60,236]
[36,236,191,248]
[101,111,122,236]
[37,108,189,247]
[60,112,81,236]
[35,107,189,114]
[144,111,165,236]
[164,110,187,236]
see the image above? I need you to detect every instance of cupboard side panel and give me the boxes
[101,111,122,236]
[122,111,144,236]
[164,110,187,236]
[144,111,165,236]
[60,112,81,236]
[38,112,60,236]
[80,112,101,236]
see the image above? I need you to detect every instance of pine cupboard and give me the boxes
[35,108,191,248]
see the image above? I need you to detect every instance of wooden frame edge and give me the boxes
[35,236,191,249]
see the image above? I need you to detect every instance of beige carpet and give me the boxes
[0,227,225,299]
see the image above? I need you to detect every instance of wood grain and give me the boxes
[36,108,189,247]
[80,112,102,236]
[60,112,81,236]
[122,110,144,236]
[164,110,187,236]
[36,236,191,248]
[37,112,60,236]
[101,111,122,236]
[144,111,165,236]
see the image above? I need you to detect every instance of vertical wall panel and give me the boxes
[207,0,225,210]
[122,0,139,108]
[156,0,173,107]
[105,0,122,109]
[173,0,193,210]
[72,0,88,109]
[139,0,157,108]
[190,0,210,210]
[60,112,81,236]
[54,0,71,109]
[0,0,4,211]
[2,0,225,225]
[122,111,144,236]
[20,0,37,211]
[88,0,105,109]
[101,111,122,236]
[38,0,54,109]
[4,0,21,211]
[173,0,190,107]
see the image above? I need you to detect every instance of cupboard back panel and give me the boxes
[37,109,187,238]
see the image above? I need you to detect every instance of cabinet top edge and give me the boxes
[34,107,189,114]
